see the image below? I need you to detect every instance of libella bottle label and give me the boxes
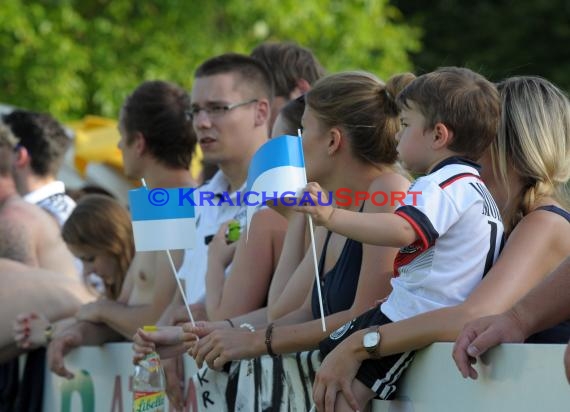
[133,391,165,412]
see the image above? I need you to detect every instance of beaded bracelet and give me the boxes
[265,322,277,357]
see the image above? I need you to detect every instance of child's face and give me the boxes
[395,105,433,174]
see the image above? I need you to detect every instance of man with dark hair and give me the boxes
[251,41,325,125]
[2,110,76,227]
[47,80,196,379]
[119,80,197,178]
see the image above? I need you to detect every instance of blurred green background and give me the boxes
[1,0,568,121]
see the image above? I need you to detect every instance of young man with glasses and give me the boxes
[151,53,276,408]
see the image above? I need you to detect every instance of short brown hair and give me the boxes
[194,53,273,101]
[122,81,196,169]
[397,67,500,160]
[251,42,325,97]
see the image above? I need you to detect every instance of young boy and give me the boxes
[297,67,504,409]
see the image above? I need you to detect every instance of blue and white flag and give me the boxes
[128,187,197,251]
[246,135,307,233]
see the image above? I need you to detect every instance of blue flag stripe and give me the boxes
[246,135,305,192]
[129,187,195,221]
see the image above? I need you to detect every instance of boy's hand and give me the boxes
[294,182,335,227]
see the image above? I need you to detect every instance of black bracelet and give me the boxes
[225,318,235,328]
[265,323,277,357]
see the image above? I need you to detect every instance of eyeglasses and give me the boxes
[187,99,258,121]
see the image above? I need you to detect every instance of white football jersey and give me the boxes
[381,157,504,322]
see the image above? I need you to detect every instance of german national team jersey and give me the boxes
[381,157,504,322]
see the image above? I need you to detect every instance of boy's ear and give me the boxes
[431,122,454,150]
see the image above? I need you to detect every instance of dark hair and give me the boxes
[122,80,196,169]
[397,67,500,160]
[2,109,70,176]
[251,42,325,98]
[62,194,133,300]
[306,71,415,166]
[194,53,274,101]
[276,95,306,136]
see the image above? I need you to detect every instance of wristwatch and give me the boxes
[362,327,381,356]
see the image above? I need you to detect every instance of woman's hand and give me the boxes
[13,312,50,349]
[313,334,364,412]
[185,324,262,370]
[132,325,201,364]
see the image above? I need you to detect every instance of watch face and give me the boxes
[363,331,379,349]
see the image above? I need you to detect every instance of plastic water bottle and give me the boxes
[132,326,166,412]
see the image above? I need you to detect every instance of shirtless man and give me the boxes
[0,124,76,276]
[47,80,197,378]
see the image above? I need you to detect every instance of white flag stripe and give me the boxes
[132,217,196,252]
[246,165,307,235]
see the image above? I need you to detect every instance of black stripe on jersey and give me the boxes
[483,220,499,276]
[396,206,439,250]
[469,182,501,220]
[439,173,481,189]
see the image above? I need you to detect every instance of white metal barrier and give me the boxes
[41,342,569,411]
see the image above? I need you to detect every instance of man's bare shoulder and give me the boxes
[0,199,36,264]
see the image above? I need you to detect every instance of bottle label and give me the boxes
[133,391,165,412]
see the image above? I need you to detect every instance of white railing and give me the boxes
[42,342,569,411]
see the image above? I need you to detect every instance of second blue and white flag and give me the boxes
[128,187,197,251]
[246,134,307,234]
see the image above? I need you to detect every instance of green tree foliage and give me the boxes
[0,0,420,120]
[393,0,570,90]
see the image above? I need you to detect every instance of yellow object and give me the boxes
[67,115,203,180]
[142,325,158,332]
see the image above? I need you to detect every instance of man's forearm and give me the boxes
[74,321,123,345]
[512,256,570,337]
[98,301,161,339]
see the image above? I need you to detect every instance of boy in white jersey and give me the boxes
[296,67,504,409]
